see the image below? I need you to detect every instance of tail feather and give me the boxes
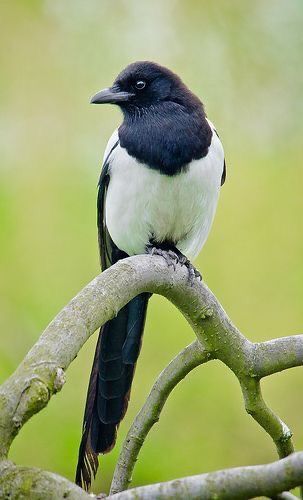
[123,295,149,363]
[100,307,129,361]
[91,413,117,453]
[75,334,101,490]
[76,293,149,490]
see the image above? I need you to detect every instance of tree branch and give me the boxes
[240,378,294,458]
[253,336,303,378]
[107,452,303,500]
[0,254,196,459]
[110,340,212,494]
[0,461,93,499]
[0,254,302,498]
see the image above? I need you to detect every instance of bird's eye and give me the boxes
[135,80,146,90]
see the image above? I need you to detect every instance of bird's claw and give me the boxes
[176,254,202,285]
[184,261,202,286]
[148,247,178,270]
[147,245,202,285]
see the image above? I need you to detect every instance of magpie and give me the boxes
[76,61,226,490]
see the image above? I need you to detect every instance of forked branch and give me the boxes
[0,254,302,499]
[110,340,213,494]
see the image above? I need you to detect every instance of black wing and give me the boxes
[221,158,226,186]
[213,128,227,186]
[97,139,127,271]
[76,139,120,488]
[76,138,129,490]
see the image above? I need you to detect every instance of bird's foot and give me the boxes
[177,255,202,286]
[147,246,179,270]
[147,245,202,286]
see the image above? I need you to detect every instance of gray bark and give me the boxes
[0,254,302,498]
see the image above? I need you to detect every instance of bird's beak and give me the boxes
[90,87,135,105]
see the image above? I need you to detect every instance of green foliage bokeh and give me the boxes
[0,0,302,494]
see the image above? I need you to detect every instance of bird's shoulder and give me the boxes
[206,119,223,156]
[98,130,120,188]
[102,130,120,168]
[206,119,226,186]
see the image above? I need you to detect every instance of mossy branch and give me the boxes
[0,254,302,498]
[0,461,92,500]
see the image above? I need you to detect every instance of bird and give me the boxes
[75,61,226,490]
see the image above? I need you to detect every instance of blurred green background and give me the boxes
[1,0,303,495]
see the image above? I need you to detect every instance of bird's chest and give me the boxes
[105,142,222,257]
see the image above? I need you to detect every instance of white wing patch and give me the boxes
[102,129,119,163]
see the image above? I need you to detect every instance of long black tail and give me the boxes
[75,293,149,490]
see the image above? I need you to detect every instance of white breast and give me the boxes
[104,125,224,261]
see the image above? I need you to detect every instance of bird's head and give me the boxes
[90,61,200,114]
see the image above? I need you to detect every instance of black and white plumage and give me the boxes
[76,61,226,490]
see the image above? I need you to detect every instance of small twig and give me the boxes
[110,340,212,494]
[253,336,303,378]
[240,378,294,458]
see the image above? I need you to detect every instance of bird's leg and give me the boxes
[146,243,202,285]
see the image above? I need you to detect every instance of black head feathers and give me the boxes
[91,61,212,175]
